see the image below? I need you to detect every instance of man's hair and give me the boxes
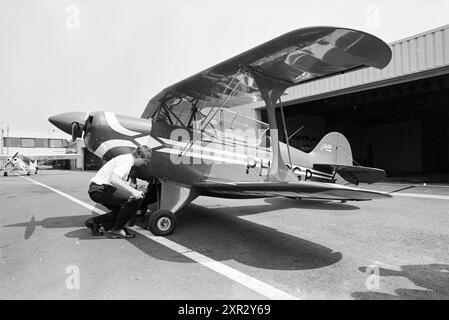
[132,145,153,162]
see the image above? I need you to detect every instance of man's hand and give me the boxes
[129,176,138,189]
[131,189,144,199]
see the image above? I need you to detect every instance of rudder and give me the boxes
[310,132,353,166]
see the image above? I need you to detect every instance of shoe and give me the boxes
[108,228,135,239]
[85,218,103,236]
[123,227,135,236]
[98,225,106,235]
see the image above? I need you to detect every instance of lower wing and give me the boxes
[193,181,391,201]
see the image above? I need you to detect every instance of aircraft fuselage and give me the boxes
[81,111,334,194]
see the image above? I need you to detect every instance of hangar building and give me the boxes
[233,25,449,179]
[1,133,74,169]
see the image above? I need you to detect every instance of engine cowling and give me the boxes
[50,111,155,162]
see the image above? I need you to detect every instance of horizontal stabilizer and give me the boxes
[313,164,386,185]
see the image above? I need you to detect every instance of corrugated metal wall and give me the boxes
[233,24,449,120]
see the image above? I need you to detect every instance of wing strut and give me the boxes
[199,68,243,131]
[245,67,296,182]
[159,70,245,182]
[278,96,293,171]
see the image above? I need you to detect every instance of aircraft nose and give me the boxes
[48,112,88,135]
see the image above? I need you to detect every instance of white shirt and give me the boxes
[90,154,134,186]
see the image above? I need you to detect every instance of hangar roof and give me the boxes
[252,24,449,108]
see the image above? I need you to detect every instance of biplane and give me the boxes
[1,152,81,176]
[49,26,393,236]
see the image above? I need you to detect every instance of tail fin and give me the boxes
[29,160,37,171]
[310,132,352,166]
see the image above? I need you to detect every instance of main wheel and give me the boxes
[26,172,31,176]
[3,172,7,176]
[148,210,176,236]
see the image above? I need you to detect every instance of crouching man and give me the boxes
[85,146,152,238]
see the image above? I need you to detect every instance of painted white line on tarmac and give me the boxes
[135,228,299,300]
[24,176,299,300]
[22,176,300,300]
[376,182,449,189]
[363,187,449,200]
[22,176,106,215]
[392,192,449,201]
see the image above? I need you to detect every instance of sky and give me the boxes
[0,0,448,138]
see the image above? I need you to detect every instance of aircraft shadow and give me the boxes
[159,202,343,270]
[352,264,449,300]
[4,198,348,270]
[4,214,87,240]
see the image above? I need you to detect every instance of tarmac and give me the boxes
[0,170,448,300]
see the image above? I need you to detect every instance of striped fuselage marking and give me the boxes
[158,138,333,182]
[87,112,334,183]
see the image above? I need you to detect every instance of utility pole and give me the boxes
[0,122,3,153]
[6,124,9,155]
[0,123,3,168]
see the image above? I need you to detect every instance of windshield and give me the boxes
[151,70,260,128]
[152,91,269,148]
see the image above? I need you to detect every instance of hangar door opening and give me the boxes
[260,73,449,177]
[83,148,103,171]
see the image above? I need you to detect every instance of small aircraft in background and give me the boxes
[1,152,81,176]
[49,26,393,236]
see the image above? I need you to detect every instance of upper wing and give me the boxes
[193,180,391,201]
[142,26,391,119]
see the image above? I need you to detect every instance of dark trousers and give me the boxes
[139,181,160,212]
[88,182,140,231]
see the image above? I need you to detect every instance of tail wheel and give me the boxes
[148,210,176,236]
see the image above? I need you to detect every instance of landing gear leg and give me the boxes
[145,183,177,236]
[144,182,197,236]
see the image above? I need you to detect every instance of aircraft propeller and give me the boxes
[48,112,88,142]
[71,122,84,142]
[4,151,19,168]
